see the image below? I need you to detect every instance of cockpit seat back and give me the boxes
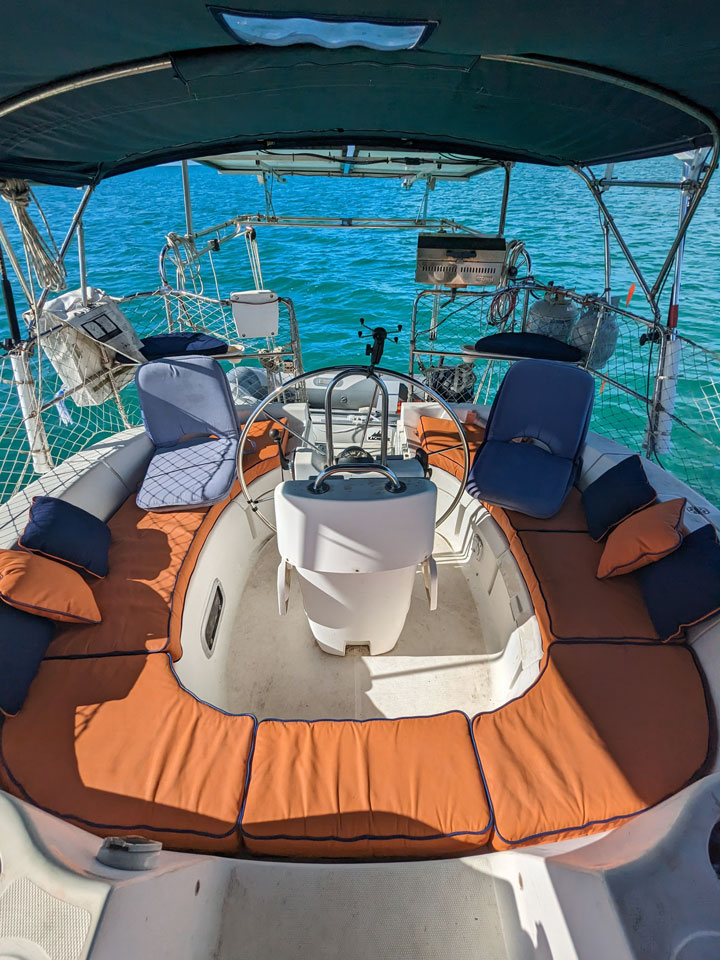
[468,359,594,519]
[136,356,239,511]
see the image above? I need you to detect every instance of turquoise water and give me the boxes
[3,156,719,357]
[1,156,719,496]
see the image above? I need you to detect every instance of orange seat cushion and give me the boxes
[493,487,589,533]
[487,509,658,644]
[0,549,100,624]
[241,713,491,858]
[417,415,485,481]
[46,419,284,660]
[45,499,209,659]
[474,642,709,850]
[0,653,254,853]
[597,497,686,579]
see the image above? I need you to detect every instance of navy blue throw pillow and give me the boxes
[19,496,111,578]
[140,332,228,361]
[0,600,53,716]
[473,332,583,363]
[582,456,656,541]
[637,524,720,641]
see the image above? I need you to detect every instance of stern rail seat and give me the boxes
[418,416,659,648]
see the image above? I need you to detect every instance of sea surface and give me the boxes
[1,156,719,498]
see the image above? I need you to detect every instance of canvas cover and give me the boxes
[0,1,717,185]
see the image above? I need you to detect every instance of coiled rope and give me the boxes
[0,178,66,292]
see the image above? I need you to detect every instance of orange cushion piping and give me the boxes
[16,538,104,579]
[665,606,720,643]
[0,550,101,624]
[0,591,99,625]
[588,494,658,544]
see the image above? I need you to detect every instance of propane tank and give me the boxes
[526,285,580,343]
[569,296,619,370]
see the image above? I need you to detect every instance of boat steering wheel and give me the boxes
[236,365,471,532]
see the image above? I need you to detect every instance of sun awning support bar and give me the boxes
[652,148,717,301]
[597,178,687,190]
[667,150,707,335]
[498,162,512,236]
[77,219,88,307]
[181,160,194,236]
[481,52,720,310]
[572,166,660,321]
[0,57,173,121]
[601,213,611,302]
[0,216,33,304]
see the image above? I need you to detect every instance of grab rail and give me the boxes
[324,367,389,467]
[311,462,403,494]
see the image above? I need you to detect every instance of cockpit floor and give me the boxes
[217,538,496,720]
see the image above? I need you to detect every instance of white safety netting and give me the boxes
[411,284,720,506]
[0,288,301,504]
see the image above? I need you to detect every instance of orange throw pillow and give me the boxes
[597,498,686,580]
[0,549,101,624]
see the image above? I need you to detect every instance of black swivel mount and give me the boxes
[269,427,290,470]
[357,318,402,369]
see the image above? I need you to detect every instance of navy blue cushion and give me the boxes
[474,332,583,363]
[140,332,228,361]
[582,456,656,541]
[468,359,594,519]
[0,600,53,716]
[637,524,720,640]
[19,496,111,578]
[468,439,578,519]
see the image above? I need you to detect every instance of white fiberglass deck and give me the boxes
[217,535,498,719]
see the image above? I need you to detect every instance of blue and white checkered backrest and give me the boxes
[135,356,239,448]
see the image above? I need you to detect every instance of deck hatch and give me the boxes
[211,10,435,51]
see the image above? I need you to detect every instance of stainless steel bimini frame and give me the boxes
[480,52,720,301]
[157,214,486,287]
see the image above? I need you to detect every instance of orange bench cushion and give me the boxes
[46,419,284,660]
[0,653,254,853]
[241,713,491,858]
[490,487,589,533]
[474,642,709,850]
[489,515,658,643]
[417,415,485,481]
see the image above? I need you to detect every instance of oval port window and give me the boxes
[202,581,225,657]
